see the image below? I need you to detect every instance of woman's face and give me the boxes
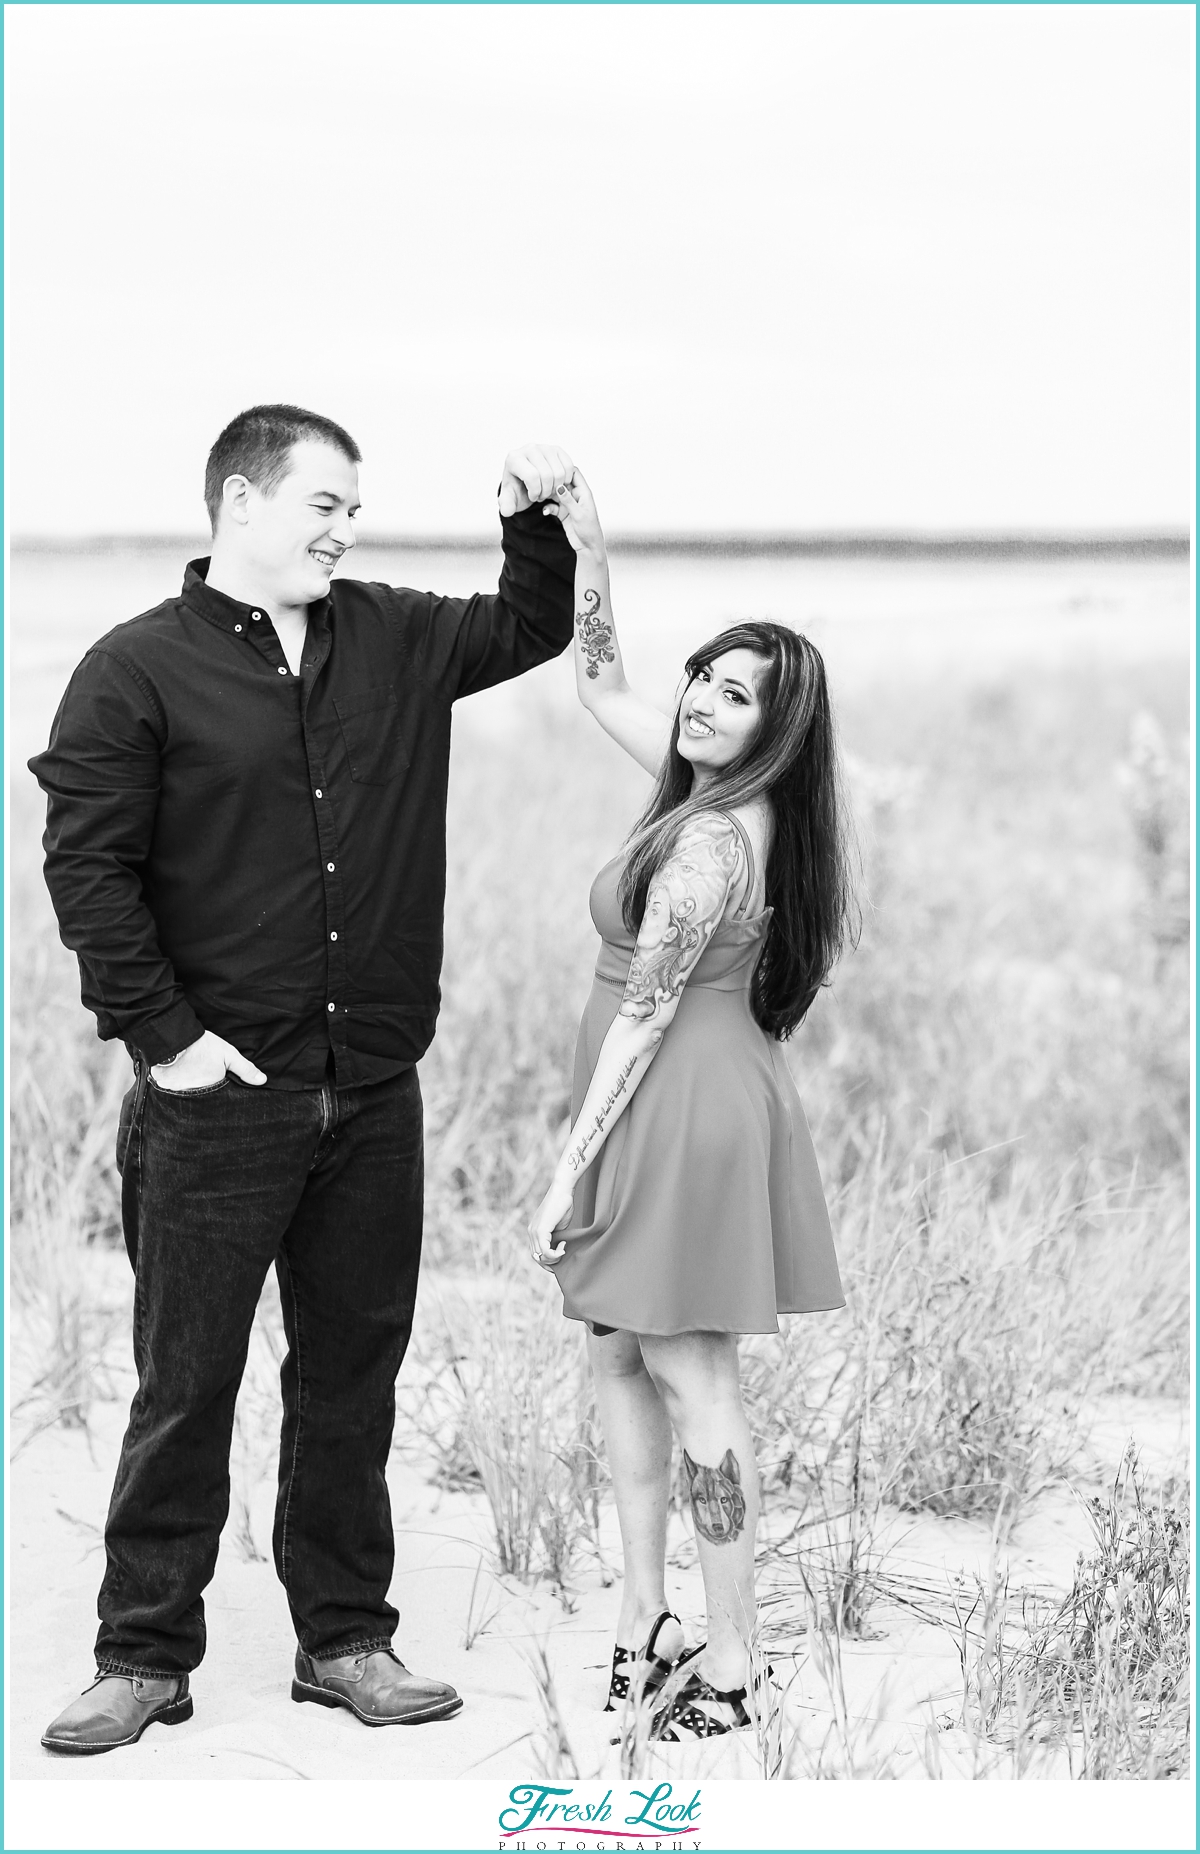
[677,647,766,783]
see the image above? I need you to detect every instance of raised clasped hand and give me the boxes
[498,443,577,517]
[527,1177,577,1270]
[544,470,605,558]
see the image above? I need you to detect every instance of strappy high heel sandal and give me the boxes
[604,1610,682,1712]
[650,1644,768,1740]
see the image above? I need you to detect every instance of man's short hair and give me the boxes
[205,404,362,530]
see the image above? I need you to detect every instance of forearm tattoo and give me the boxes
[576,588,615,681]
[566,1055,637,1173]
[619,817,743,1025]
[683,1448,747,1545]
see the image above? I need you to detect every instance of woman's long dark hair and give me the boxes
[619,621,860,1040]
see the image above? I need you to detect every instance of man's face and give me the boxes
[235,439,360,605]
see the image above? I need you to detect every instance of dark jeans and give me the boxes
[95,1062,423,1676]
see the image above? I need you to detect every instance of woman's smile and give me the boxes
[676,647,765,779]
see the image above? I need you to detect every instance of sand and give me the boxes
[9,1253,1189,1786]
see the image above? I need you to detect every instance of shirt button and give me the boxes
[327,1002,336,1013]
[327,862,335,872]
[330,931,338,941]
[234,624,242,633]
[314,788,323,798]
[251,612,262,621]
[277,666,288,676]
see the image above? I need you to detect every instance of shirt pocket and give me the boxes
[333,684,411,786]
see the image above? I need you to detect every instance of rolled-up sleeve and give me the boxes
[420,501,577,700]
[28,647,205,1063]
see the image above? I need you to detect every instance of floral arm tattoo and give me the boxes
[619,816,744,1027]
[576,588,616,681]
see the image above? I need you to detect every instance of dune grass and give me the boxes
[952,1448,1191,1778]
[8,627,1189,1778]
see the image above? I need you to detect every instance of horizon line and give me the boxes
[9,527,1190,563]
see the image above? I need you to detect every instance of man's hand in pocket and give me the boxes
[150,1030,267,1092]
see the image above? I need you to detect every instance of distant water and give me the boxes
[10,541,1189,768]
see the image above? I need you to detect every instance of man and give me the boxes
[31,404,578,1753]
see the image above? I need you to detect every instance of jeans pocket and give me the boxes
[147,1074,232,1098]
[116,1088,134,1173]
[116,1062,150,1175]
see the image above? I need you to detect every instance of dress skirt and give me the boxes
[553,969,845,1338]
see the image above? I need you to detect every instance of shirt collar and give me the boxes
[181,558,333,633]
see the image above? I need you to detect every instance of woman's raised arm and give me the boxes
[545,475,672,777]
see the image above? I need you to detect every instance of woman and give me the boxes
[528,473,856,1740]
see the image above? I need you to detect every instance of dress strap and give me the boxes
[717,811,758,920]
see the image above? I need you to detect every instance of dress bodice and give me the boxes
[588,846,772,995]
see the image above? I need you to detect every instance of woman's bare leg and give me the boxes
[587,1328,684,1659]
[638,1331,758,1691]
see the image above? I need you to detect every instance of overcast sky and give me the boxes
[6,3,1193,537]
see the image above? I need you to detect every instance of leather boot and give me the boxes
[41,1672,193,1755]
[292,1646,462,1725]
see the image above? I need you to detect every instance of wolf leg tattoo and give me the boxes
[683,1447,747,1545]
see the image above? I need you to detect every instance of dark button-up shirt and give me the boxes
[29,503,575,1087]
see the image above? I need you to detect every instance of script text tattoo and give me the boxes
[566,1057,637,1174]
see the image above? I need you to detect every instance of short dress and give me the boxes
[554,814,845,1337]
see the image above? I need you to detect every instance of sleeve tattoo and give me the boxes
[619,816,744,1026]
[559,819,744,1182]
[576,588,616,680]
